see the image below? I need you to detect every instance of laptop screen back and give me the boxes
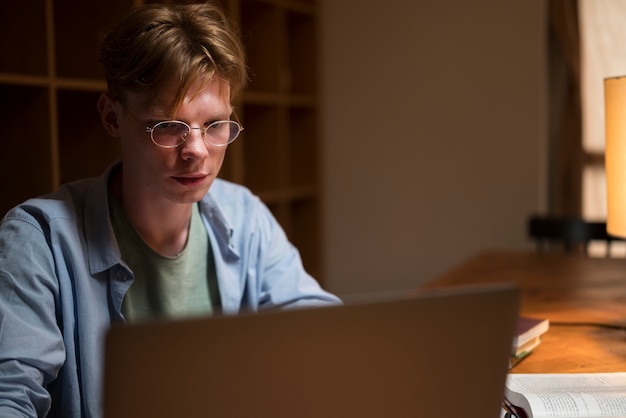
[104,283,519,418]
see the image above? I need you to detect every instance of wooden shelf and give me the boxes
[0,0,323,283]
[57,90,122,184]
[242,91,317,106]
[0,84,54,209]
[0,3,48,76]
[0,74,51,87]
[52,2,133,80]
[257,185,319,203]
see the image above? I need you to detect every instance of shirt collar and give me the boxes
[84,161,125,275]
[83,161,240,276]
[198,190,239,260]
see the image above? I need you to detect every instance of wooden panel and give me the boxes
[57,90,121,183]
[240,1,281,92]
[287,8,317,95]
[0,3,47,75]
[289,106,318,188]
[0,85,52,215]
[53,1,134,79]
[241,104,285,192]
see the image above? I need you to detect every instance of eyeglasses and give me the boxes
[146,118,243,148]
[123,105,243,148]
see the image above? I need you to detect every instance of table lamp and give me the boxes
[605,76,626,238]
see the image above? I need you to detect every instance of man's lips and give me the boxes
[172,174,209,186]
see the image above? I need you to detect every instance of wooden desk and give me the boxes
[424,251,626,373]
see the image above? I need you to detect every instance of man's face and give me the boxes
[117,77,232,206]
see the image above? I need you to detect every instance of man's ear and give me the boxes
[97,93,122,137]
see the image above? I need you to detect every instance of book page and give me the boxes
[505,373,626,417]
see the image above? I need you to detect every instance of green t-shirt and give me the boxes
[109,196,220,322]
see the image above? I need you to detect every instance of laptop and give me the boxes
[103,283,519,418]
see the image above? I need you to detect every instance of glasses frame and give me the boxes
[123,105,243,149]
[146,118,244,149]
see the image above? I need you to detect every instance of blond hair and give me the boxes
[100,2,247,113]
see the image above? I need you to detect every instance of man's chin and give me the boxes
[171,184,213,204]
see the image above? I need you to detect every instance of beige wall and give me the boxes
[320,1,548,296]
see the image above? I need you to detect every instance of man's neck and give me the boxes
[110,169,193,257]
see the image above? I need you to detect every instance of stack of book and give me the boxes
[509,316,549,369]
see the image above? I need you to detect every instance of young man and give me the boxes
[0,3,340,417]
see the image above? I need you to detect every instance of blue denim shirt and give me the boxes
[0,163,340,418]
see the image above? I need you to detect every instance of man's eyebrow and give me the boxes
[200,108,235,121]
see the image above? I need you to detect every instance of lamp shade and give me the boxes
[605,76,626,238]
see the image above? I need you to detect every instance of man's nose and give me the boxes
[180,127,210,157]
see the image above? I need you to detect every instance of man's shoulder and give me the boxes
[3,177,97,225]
[202,178,267,227]
[208,178,258,203]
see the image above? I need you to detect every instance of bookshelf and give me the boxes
[0,0,323,281]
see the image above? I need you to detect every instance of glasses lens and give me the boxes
[152,121,189,147]
[205,121,242,146]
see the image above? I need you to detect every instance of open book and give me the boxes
[504,373,626,418]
